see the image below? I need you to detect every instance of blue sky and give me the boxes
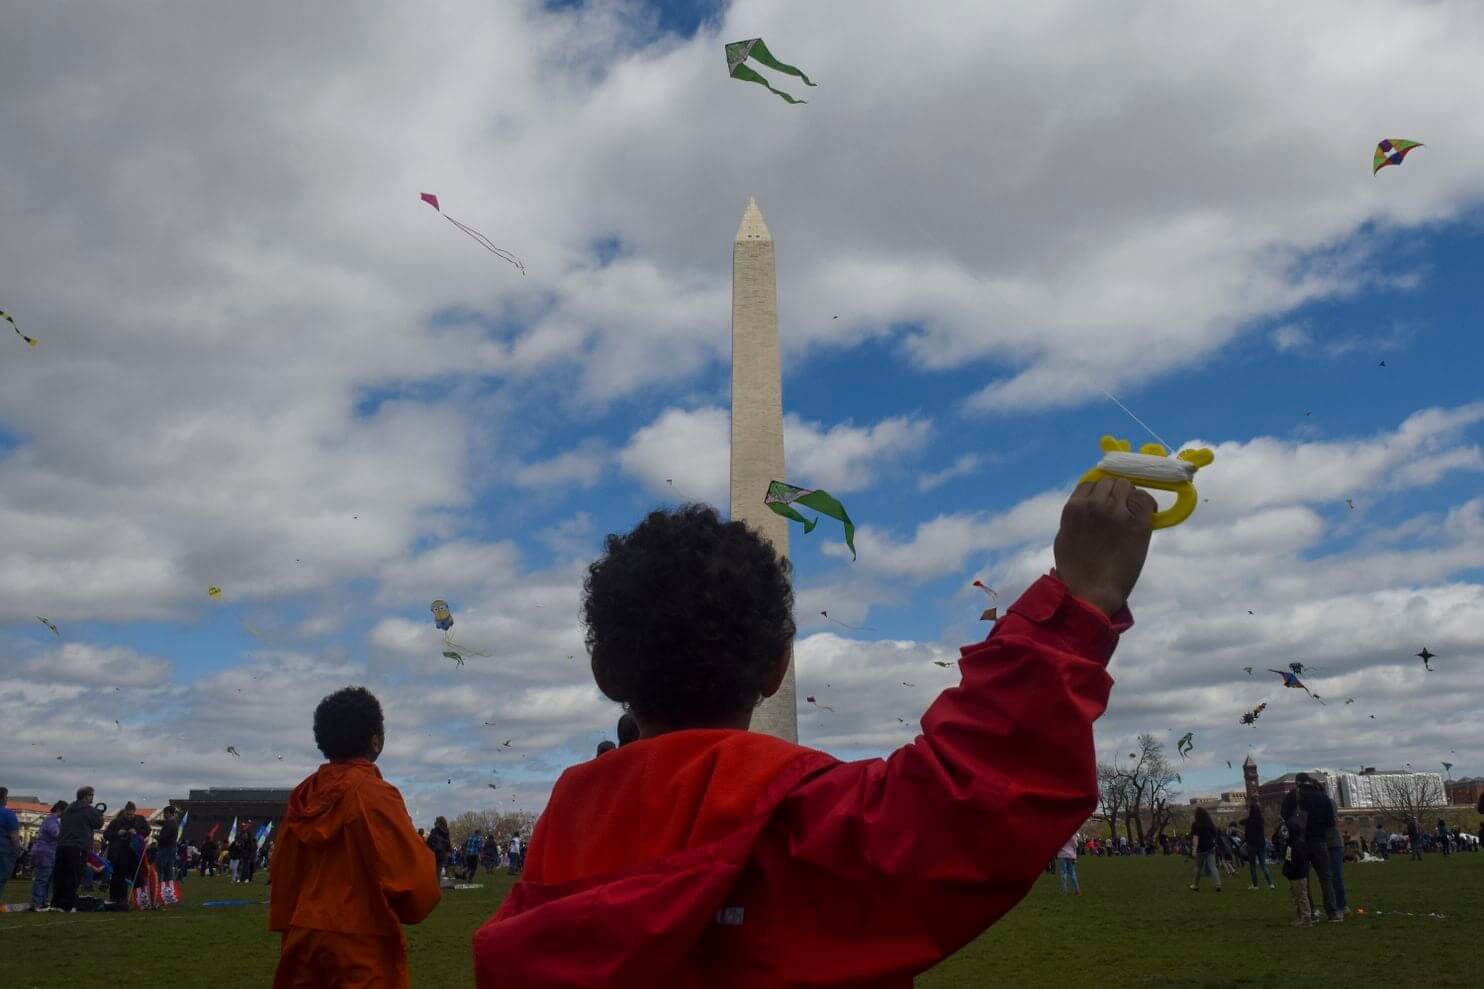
[3,0,1483,822]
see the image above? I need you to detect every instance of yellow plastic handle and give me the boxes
[1079,437,1214,530]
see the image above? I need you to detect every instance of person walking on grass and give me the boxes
[1057,834,1081,895]
[473,480,1156,985]
[462,829,484,882]
[1241,801,1275,890]
[1407,818,1423,861]
[1189,806,1222,892]
[270,686,441,988]
[427,817,452,879]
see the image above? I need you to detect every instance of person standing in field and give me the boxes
[462,829,484,882]
[1056,834,1081,895]
[0,787,21,903]
[1281,815,1313,927]
[29,800,66,910]
[52,787,104,913]
[102,802,141,907]
[1407,818,1423,861]
[427,817,452,879]
[1189,807,1221,892]
[270,686,441,988]
[1241,801,1274,890]
[1281,775,1339,922]
[473,480,1155,985]
[155,806,180,883]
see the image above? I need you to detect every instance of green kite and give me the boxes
[725,38,816,105]
[765,481,855,559]
[1373,138,1422,175]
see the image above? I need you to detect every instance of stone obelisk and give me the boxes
[730,197,798,742]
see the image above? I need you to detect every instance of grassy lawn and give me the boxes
[3,854,1477,986]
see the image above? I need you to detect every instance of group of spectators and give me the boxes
[421,818,525,883]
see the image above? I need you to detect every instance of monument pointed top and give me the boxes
[735,196,772,242]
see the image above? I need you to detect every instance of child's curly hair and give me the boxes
[584,504,795,727]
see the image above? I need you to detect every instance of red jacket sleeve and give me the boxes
[764,574,1122,973]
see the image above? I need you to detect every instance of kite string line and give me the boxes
[1097,388,1173,452]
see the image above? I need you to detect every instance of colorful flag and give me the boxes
[226,816,238,846]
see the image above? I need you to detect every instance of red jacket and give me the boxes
[473,575,1126,987]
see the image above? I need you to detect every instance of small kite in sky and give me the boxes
[901,681,915,688]
[431,599,491,663]
[1346,499,1355,510]
[502,739,513,748]
[1373,139,1423,175]
[725,38,816,105]
[113,720,120,730]
[804,695,835,713]
[1416,647,1435,671]
[37,616,59,636]
[972,580,999,621]
[1227,760,1233,769]
[1243,666,1254,676]
[1268,669,1324,703]
[207,586,223,600]
[765,482,856,559]
[420,193,526,273]
[487,783,499,791]
[1442,761,1453,775]
[932,660,956,668]
[820,610,871,631]
[1239,702,1267,726]
[1177,732,1194,759]
[276,754,284,761]
[2,308,37,347]
[226,746,240,758]
[1288,661,1324,677]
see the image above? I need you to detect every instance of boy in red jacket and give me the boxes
[474,479,1155,986]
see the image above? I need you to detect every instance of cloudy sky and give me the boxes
[3,0,1482,824]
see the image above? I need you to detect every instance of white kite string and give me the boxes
[1095,451,1196,484]
[1097,388,1173,452]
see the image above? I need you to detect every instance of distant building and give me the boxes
[1445,777,1484,808]
[173,787,293,845]
[1243,755,1260,804]
[1258,769,1340,817]
[1334,769,1446,810]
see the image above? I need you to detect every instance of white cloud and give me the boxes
[916,453,986,492]
[514,440,610,490]
[617,406,931,507]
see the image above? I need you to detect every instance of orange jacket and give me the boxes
[269,759,441,940]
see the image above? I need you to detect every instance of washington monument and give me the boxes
[730,196,798,742]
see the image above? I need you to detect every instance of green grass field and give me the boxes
[3,854,1478,986]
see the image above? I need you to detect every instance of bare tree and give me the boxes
[1096,763,1131,840]
[1373,774,1446,824]
[1108,734,1182,844]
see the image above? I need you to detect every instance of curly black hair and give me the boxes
[313,685,385,761]
[585,504,795,728]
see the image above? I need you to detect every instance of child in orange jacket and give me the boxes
[270,687,442,988]
[474,478,1155,986]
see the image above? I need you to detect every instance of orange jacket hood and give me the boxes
[282,758,373,847]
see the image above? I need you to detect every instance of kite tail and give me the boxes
[795,490,856,559]
[731,64,807,104]
[767,500,819,533]
[444,216,527,274]
[747,39,817,87]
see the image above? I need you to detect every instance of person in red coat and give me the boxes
[473,479,1155,986]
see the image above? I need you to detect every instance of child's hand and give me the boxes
[1053,477,1156,617]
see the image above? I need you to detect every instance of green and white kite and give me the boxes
[765,481,856,559]
[725,38,816,105]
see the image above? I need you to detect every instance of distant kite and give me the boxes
[37,616,59,636]
[207,586,223,600]
[225,746,240,758]
[1243,666,1254,676]
[2,308,37,347]
[765,481,856,559]
[1416,647,1435,671]
[804,694,835,713]
[932,660,956,668]
[420,193,526,274]
[1373,139,1423,175]
[972,580,999,621]
[1288,661,1324,677]
[901,681,915,688]
[1268,669,1324,703]
[1442,761,1453,775]
[431,599,490,663]
[1177,732,1194,759]
[725,38,816,105]
[820,610,870,631]
[1240,702,1267,726]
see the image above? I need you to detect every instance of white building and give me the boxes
[1334,769,1447,809]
